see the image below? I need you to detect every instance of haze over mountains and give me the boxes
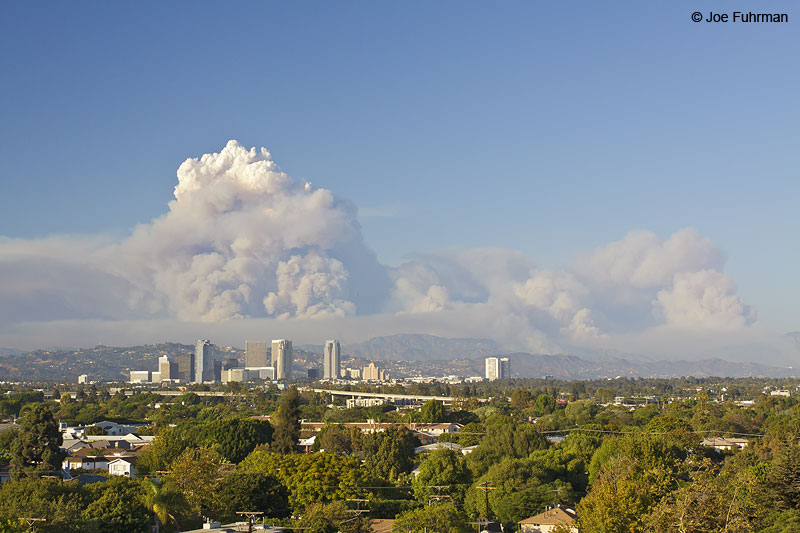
[0,333,793,382]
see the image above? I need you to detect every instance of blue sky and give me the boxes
[1,2,798,352]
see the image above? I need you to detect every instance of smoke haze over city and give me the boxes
[0,3,797,364]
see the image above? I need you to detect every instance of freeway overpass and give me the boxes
[308,388,484,406]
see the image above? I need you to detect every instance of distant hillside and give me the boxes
[0,337,793,382]
[342,334,503,361]
[0,343,245,382]
[504,353,793,379]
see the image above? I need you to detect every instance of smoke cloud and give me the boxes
[0,141,762,355]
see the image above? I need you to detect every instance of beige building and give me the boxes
[362,362,386,381]
[324,340,341,379]
[519,506,578,533]
[272,339,293,380]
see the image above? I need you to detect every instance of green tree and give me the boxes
[466,416,548,477]
[465,453,577,526]
[298,500,369,533]
[214,473,289,521]
[412,449,471,504]
[393,502,471,533]
[418,400,445,423]
[315,424,354,454]
[201,418,273,463]
[142,478,190,533]
[771,438,800,508]
[10,405,65,478]
[510,389,533,411]
[360,426,419,481]
[579,433,683,533]
[137,426,190,475]
[271,387,301,454]
[533,394,556,416]
[456,422,484,447]
[169,446,224,517]
[238,451,372,511]
[0,477,84,532]
[82,477,150,533]
[0,427,19,455]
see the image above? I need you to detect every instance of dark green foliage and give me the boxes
[298,501,368,533]
[533,393,557,416]
[455,421,484,447]
[237,451,372,511]
[418,400,445,423]
[393,502,472,533]
[771,438,800,508]
[412,449,472,504]
[446,410,479,425]
[359,426,419,481]
[761,509,800,532]
[465,451,578,525]
[314,424,355,454]
[0,427,19,454]
[10,404,65,478]
[0,477,85,532]
[214,473,289,521]
[0,392,44,418]
[272,387,301,454]
[136,426,189,475]
[201,417,273,463]
[466,415,548,477]
[82,477,150,533]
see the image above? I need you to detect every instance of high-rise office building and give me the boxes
[174,352,195,383]
[245,341,268,368]
[271,339,292,380]
[485,356,510,381]
[214,358,239,382]
[500,357,511,379]
[195,340,214,383]
[323,340,340,379]
[158,356,177,382]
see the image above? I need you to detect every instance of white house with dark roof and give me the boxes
[108,457,137,477]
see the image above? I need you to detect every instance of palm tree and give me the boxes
[142,478,186,533]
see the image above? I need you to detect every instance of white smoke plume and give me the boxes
[0,141,761,355]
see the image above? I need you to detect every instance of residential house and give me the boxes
[63,452,110,472]
[414,442,463,455]
[108,457,137,477]
[519,506,579,533]
[700,437,749,451]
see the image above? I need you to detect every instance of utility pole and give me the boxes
[236,511,263,533]
[475,481,496,530]
[20,518,46,532]
[427,485,452,506]
[346,498,370,532]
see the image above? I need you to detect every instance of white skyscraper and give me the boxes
[195,340,214,383]
[272,339,293,380]
[485,356,510,381]
[323,340,340,379]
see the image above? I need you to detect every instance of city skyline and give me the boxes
[0,3,798,365]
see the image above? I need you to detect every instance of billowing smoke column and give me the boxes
[104,140,391,320]
[0,141,759,354]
